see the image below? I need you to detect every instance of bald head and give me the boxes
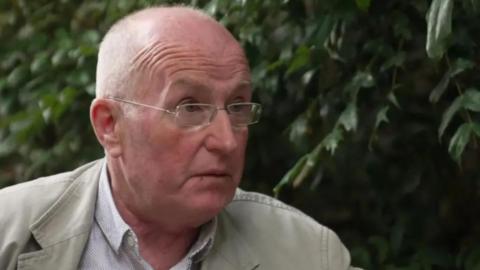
[95,6,246,99]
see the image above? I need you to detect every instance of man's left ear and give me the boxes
[90,98,123,157]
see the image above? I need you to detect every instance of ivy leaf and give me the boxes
[462,88,480,112]
[438,94,463,139]
[374,105,390,130]
[471,123,480,137]
[288,116,309,145]
[338,103,358,132]
[388,89,401,108]
[6,65,29,88]
[448,123,471,163]
[344,71,375,102]
[380,51,406,72]
[320,127,343,155]
[426,0,454,60]
[293,145,322,188]
[30,52,51,75]
[450,58,475,77]
[430,59,475,103]
[429,68,451,103]
[273,155,308,197]
[286,45,311,76]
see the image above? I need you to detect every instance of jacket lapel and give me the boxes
[201,211,259,270]
[17,160,103,270]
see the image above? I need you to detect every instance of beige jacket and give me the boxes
[0,159,360,270]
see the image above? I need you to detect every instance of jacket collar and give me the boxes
[202,211,259,270]
[17,159,103,270]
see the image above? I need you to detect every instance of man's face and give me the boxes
[112,27,251,230]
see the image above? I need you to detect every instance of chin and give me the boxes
[190,188,235,220]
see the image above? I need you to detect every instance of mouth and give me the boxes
[193,169,231,179]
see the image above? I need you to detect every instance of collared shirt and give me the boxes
[79,161,216,270]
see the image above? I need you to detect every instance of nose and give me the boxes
[204,109,239,154]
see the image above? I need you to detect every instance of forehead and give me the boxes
[131,41,251,101]
[125,10,251,99]
[132,40,249,78]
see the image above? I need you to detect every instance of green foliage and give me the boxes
[1,0,480,269]
[426,0,453,60]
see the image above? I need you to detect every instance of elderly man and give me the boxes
[0,6,360,270]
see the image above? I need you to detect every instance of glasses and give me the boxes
[107,97,262,128]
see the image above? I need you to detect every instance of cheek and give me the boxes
[137,123,202,174]
[236,129,249,153]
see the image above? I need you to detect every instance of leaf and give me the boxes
[429,69,451,103]
[356,0,371,11]
[273,155,308,197]
[430,60,475,103]
[374,106,390,130]
[388,90,401,108]
[54,87,79,121]
[450,58,475,77]
[426,0,454,60]
[471,123,480,137]
[30,52,50,74]
[448,123,471,163]
[462,88,480,112]
[293,145,322,188]
[380,51,406,72]
[338,103,358,132]
[344,71,375,102]
[0,137,16,157]
[438,94,463,139]
[302,69,316,85]
[288,116,309,144]
[312,15,335,46]
[286,45,311,75]
[51,49,68,67]
[320,127,343,155]
[6,65,29,88]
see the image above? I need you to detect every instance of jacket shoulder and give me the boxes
[0,160,100,211]
[0,160,102,270]
[223,189,353,269]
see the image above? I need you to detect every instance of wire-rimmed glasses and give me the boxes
[107,97,262,128]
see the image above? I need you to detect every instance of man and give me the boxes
[0,6,360,270]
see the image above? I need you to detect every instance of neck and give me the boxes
[113,190,200,270]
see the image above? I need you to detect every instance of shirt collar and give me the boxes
[95,161,130,253]
[95,160,217,261]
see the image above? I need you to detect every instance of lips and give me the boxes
[198,170,230,177]
[191,168,232,179]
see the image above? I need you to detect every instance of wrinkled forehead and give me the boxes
[130,9,244,59]
[125,11,250,97]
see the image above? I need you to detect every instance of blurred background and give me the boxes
[0,0,479,269]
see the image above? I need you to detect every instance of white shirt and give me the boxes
[79,161,216,270]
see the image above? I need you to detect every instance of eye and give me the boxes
[228,103,251,113]
[182,104,204,112]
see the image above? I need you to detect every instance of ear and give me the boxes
[90,98,123,157]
